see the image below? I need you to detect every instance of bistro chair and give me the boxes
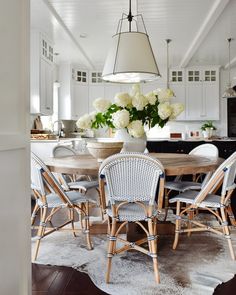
[169,151,236,259]
[31,152,95,261]
[52,145,102,217]
[99,153,165,283]
[163,144,219,219]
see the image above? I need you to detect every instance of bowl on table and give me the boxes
[86,141,123,162]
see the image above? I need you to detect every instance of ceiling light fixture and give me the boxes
[222,38,236,98]
[102,0,160,83]
[165,39,175,96]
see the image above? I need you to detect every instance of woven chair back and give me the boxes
[189,143,219,158]
[31,152,73,206]
[194,151,236,205]
[53,145,77,158]
[99,153,164,204]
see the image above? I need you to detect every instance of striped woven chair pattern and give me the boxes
[99,153,165,283]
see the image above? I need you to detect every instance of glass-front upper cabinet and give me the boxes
[72,69,88,84]
[170,69,183,82]
[204,70,216,82]
[187,70,200,82]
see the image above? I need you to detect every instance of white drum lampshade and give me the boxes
[102,32,160,83]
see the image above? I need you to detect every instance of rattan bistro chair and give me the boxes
[163,144,219,220]
[99,153,165,283]
[169,151,236,260]
[31,152,95,261]
[52,145,102,217]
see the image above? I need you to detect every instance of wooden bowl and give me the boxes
[86,141,123,162]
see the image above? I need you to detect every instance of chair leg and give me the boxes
[147,218,160,283]
[226,205,236,226]
[173,201,181,250]
[106,217,117,284]
[84,201,93,250]
[221,207,235,260]
[187,209,194,237]
[31,203,39,226]
[96,188,104,221]
[33,206,47,261]
[69,208,76,237]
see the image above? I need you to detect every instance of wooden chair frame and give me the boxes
[31,153,93,261]
[99,153,165,283]
[172,152,236,260]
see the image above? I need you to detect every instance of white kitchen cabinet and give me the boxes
[30,31,54,115]
[169,83,186,120]
[72,83,89,120]
[185,67,219,120]
[59,64,90,120]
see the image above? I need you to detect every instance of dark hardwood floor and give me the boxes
[32,264,108,295]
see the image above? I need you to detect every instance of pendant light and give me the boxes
[102,0,161,83]
[165,39,175,96]
[222,38,236,98]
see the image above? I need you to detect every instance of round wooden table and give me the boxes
[45,153,223,176]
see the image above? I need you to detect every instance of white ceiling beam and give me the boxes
[42,0,95,69]
[224,56,236,69]
[179,0,230,68]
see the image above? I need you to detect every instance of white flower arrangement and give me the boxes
[76,84,184,138]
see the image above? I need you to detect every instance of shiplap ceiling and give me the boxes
[31,0,236,70]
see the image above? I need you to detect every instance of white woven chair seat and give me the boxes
[165,181,201,192]
[68,180,99,191]
[37,190,95,208]
[107,202,158,222]
[169,190,224,208]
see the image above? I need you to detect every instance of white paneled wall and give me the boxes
[0,0,31,294]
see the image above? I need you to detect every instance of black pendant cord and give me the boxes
[228,38,232,85]
[127,0,133,32]
[166,39,171,89]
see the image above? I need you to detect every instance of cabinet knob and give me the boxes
[46,107,50,110]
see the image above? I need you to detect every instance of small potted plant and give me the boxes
[201,121,217,139]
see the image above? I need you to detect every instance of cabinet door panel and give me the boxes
[72,84,89,120]
[203,83,219,120]
[185,84,202,120]
[169,83,185,120]
[45,61,53,114]
[40,59,53,115]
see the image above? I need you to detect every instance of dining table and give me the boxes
[45,152,223,177]
[44,152,224,235]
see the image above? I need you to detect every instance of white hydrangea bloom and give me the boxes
[132,93,148,111]
[114,92,132,107]
[112,109,130,129]
[127,120,145,138]
[170,103,184,119]
[93,97,111,113]
[130,83,141,97]
[89,111,97,121]
[145,91,157,105]
[154,88,175,102]
[76,114,93,129]
[158,102,172,120]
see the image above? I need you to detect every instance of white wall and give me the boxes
[0,0,31,294]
